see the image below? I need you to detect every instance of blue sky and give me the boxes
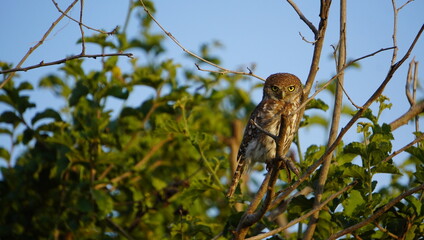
[1,1,423,186]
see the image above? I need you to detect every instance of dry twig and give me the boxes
[51,0,117,35]
[0,0,131,88]
[286,0,318,38]
[138,0,265,81]
[383,133,424,162]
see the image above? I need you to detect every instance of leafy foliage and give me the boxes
[0,2,423,240]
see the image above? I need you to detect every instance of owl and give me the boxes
[227,73,304,198]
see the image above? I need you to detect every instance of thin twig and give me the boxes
[383,133,424,162]
[328,183,424,240]
[338,80,363,109]
[391,0,399,65]
[106,218,136,240]
[286,0,318,37]
[247,181,356,240]
[272,25,423,209]
[138,0,265,81]
[0,53,133,74]
[405,59,415,105]
[195,64,266,81]
[249,119,278,140]
[397,0,415,11]
[79,0,86,54]
[294,47,396,115]
[298,32,317,44]
[51,0,116,35]
[374,221,399,239]
[0,0,79,88]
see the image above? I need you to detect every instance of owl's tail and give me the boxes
[226,158,246,198]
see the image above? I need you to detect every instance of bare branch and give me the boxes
[294,47,396,115]
[302,0,332,96]
[299,31,317,44]
[249,119,278,141]
[247,181,356,240]
[0,53,133,75]
[389,101,424,131]
[51,0,117,35]
[195,64,265,81]
[273,24,423,209]
[79,0,86,54]
[138,0,264,81]
[328,183,424,240]
[384,133,424,162]
[303,2,346,238]
[0,0,79,88]
[286,0,319,37]
[397,0,415,11]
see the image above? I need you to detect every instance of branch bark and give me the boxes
[0,0,79,88]
[389,101,424,131]
[247,181,356,240]
[303,1,346,239]
[138,0,265,81]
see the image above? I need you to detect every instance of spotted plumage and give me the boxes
[227,73,304,197]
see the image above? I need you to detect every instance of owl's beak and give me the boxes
[280,92,285,99]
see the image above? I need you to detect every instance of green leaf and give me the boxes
[306,98,329,111]
[22,128,34,144]
[17,81,33,91]
[406,146,424,163]
[343,190,365,217]
[414,164,424,182]
[0,147,10,161]
[31,108,62,125]
[0,111,22,126]
[92,190,113,217]
[371,161,400,174]
[104,86,129,100]
[344,142,364,156]
[342,163,366,179]
[69,81,89,106]
[405,195,422,214]
[0,127,12,136]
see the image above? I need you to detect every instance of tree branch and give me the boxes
[286,0,319,38]
[294,47,396,116]
[247,181,356,240]
[384,133,424,162]
[389,101,424,131]
[138,0,265,81]
[303,2,346,239]
[51,0,117,35]
[0,0,79,88]
[0,53,133,75]
[328,183,424,240]
[272,24,423,209]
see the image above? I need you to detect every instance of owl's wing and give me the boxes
[226,115,257,198]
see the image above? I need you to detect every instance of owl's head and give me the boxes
[263,73,303,102]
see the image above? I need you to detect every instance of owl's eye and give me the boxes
[287,86,295,92]
[271,86,279,92]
